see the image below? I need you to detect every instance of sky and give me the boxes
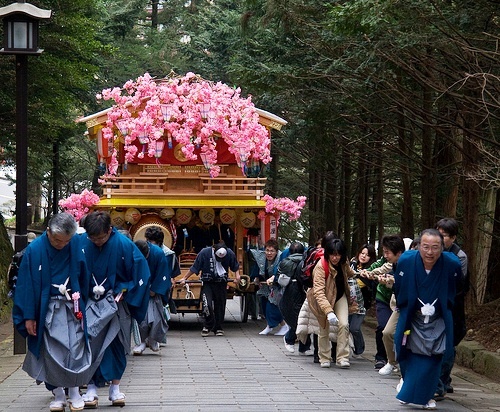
[0,166,16,219]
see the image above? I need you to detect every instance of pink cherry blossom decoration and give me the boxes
[59,189,100,221]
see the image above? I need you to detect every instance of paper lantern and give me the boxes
[199,208,215,224]
[110,209,126,228]
[159,208,175,220]
[175,208,192,225]
[240,211,256,228]
[96,128,113,162]
[219,209,236,225]
[124,208,141,225]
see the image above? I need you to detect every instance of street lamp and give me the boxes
[0,0,51,355]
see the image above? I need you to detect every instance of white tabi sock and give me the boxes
[68,387,81,400]
[85,383,97,397]
[109,384,120,397]
[52,387,66,403]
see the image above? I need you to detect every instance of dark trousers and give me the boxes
[437,347,456,395]
[285,328,311,352]
[375,300,392,361]
[349,313,366,355]
[202,282,227,332]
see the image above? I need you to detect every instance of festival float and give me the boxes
[68,72,305,321]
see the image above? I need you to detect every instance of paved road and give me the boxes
[0,298,499,411]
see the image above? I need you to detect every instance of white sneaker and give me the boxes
[299,349,314,356]
[379,362,397,376]
[320,361,331,368]
[283,335,295,353]
[133,342,146,355]
[274,324,289,336]
[423,399,437,410]
[259,326,273,335]
[338,360,350,369]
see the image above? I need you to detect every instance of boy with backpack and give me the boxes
[277,242,313,354]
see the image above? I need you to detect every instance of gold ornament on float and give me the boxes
[159,208,175,220]
[199,208,215,224]
[110,209,126,228]
[175,208,192,225]
[240,211,256,228]
[124,208,141,225]
[219,209,236,225]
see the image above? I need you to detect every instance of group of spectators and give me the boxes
[246,218,467,411]
[12,210,467,411]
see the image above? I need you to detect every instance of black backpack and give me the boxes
[7,249,26,299]
[449,243,470,296]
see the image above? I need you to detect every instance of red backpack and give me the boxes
[300,247,330,289]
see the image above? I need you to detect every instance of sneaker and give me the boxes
[399,400,409,405]
[338,360,350,369]
[434,392,446,401]
[215,330,224,336]
[259,325,273,335]
[379,362,397,376]
[320,361,331,368]
[374,360,386,369]
[274,324,290,336]
[149,340,160,352]
[299,349,314,356]
[283,336,295,353]
[446,386,454,394]
[423,399,437,410]
[201,327,210,337]
[132,342,146,355]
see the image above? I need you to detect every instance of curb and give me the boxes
[364,315,500,385]
[456,340,500,384]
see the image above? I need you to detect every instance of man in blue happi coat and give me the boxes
[133,239,172,354]
[80,211,150,407]
[394,228,460,410]
[13,213,91,412]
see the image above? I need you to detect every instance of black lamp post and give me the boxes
[0,0,51,354]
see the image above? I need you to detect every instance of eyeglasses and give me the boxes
[420,245,442,253]
[89,233,110,243]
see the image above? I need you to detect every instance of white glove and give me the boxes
[327,312,339,326]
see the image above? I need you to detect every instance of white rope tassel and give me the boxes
[418,298,438,323]
[51,277,71,300]
[92,274,107,300]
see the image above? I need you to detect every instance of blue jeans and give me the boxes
[348,313,365,355]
